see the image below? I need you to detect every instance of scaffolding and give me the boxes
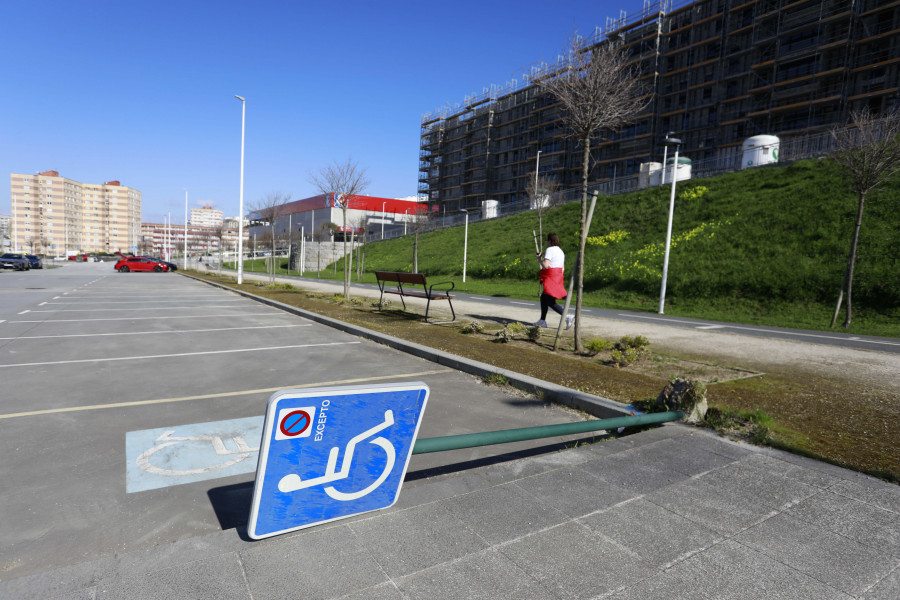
[419,0,900,210]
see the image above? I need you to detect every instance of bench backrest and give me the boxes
[375,271,427,285]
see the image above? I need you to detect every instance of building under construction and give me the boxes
[418,0,899,211]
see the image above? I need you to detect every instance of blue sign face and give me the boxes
[248,382,429,539]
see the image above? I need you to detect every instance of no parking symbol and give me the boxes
[275,407,316,440]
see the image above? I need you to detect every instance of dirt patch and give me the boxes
[190,273,899,481]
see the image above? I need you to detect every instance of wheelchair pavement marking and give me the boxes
[0,324,310,341]
[0,341,361,368]
[126,416,265,492]
[0,368,453,420]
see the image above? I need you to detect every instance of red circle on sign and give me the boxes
[280,410,312,437]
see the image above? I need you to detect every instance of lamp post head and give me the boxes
[662,136,682,147]
[234,95,245,102]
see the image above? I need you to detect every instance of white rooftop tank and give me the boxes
[663,156,692,184]
[741,135,780,169]
[638,162,663,189]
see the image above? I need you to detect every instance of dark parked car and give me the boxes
[114,257,170,273]
[25,254,43,269]
[145,257,177,271]
[1,253,31,271]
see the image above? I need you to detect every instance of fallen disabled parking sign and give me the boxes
[248,382,429,539]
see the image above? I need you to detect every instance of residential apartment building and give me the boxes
[139,221,246,258]
[190,205,224,228]
[419,0,900,210]
[9,170,141,254]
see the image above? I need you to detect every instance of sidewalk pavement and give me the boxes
[3,271,897,600]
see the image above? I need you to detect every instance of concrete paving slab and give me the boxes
[239,524,388,599]
[394,549,556,600]
[515,466,636,519]
[606,570,713,599]
[644,476,778,536]
[861,566,900,599]
[579,448,692,493]
[613,435,739,477]
[666,538,853,599]
[439,482,569,545]
[498,521,650,599]
[580,498,722,569]
[829,478,900,514]
[733,512,900,596]
[694,460,822,510]
[348,502,488,578]
[337,581,406,600]
[739,451,848,489]
[785,491,900,558]
[94,551,249,600]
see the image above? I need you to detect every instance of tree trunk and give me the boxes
[842,192,867,328]
[574,135,591,353]
[342,207,350,299]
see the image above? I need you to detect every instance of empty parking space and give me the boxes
[0,264,590,579]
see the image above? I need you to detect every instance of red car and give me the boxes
[114,257,170,272]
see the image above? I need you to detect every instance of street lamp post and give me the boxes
[183,188,188,270]
[461,209,469,283]
[235,95,246,284]
[534,150,541,199]
[404,209,409,235]
[658,135,682,314]
[381,201,386,240]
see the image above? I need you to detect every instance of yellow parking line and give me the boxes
[0,369,453,420]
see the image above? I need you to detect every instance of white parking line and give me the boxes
[0,341,361,368]
[18,310,29,315]
[5,312,280,323]
[26,304,250,313]
[511,301,532,306]
[0,368,454,420]
[470,297,491,301]
[0,324,311,341]
[43,299,243,305]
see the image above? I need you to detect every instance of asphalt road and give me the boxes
[0,263,593,580]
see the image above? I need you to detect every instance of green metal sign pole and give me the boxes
[412,411,684,455]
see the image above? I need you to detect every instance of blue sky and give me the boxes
[2,0,635,224]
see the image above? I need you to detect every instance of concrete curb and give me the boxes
[183,273,632,420]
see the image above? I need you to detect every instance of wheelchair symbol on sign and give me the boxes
[136,430,260,476]
[277,410,396,501]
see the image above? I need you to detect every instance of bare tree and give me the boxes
[829,107,900,328]
[526,171,562,243]
[310,158,370,299]
[251,191,291,284]
[213,224,227,270]
[538,32,648,351]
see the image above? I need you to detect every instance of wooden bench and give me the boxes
[374,271,456,322]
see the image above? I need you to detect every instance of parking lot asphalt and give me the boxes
[1,262,898,599]
[0,263,597,580]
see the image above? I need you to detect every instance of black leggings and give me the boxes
[540,293,564,320]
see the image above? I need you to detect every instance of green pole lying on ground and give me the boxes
[411,411,685,455]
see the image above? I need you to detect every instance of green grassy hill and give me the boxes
[317,158,900,336]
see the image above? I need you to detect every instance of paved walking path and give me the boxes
[2,269,897,600]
